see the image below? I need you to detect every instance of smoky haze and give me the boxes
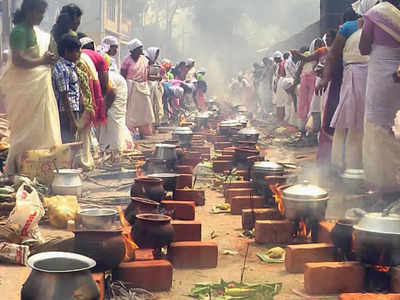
[182,0,320,97]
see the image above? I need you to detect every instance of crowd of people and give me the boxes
[0,0,208,175]
[234,0,400,207]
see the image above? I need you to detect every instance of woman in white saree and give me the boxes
[0,0,61,175]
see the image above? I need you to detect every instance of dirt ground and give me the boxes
[0,127,354,300]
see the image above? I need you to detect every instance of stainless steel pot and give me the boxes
[52,169,83,196]
[341,169,365,192]
[78,208,118,230]
[173,127,194,147]
[237,127,260,143]
[251,161,285,194]
[194,113,210,130]
[21,251,99,300]
[219,120,241,136]
[154,144,178,161]
[281,181,329,221]
[353,209,400,266]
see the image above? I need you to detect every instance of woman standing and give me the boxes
[0,0,61,174]
[121,39,155,138]
[322,3,372,172]
[359,0,400,201]
[145,47,164,127]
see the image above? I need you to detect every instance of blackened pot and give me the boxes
[125,197,160,225]
[131,177,165,202]
[73,230,126,272]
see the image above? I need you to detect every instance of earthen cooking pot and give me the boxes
[131,214,174,257]
[125,197,160,225]
[73,229,126,272]
[21,251,99,300]
[131,177,165,202]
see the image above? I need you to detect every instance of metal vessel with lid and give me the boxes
[237,127,260,143]
[173,127,193,147]
[281,181,329,220]
[353,209,400,266]
[341,169,365,192]
[219,120,241,136]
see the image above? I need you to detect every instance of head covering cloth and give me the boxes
[352,0,380,16]
[128,39,143,52]
[144,47,160,63]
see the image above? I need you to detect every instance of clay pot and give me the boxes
[125,197,160,226]
[131,177,165,202]
[21,252,99,300]
[73,230,126,272]
[131,214,174,257]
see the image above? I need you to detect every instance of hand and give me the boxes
[315,79,329,96]
[357,17,364,29]
[42,51,57,65]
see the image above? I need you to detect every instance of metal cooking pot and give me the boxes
[237,127,260,143]
[21,251,99,300]
[52,169,83,196]
[173,127,193,147]
[341,169,365,193]
[154,144,178,161]
[354,209,400,266]
[281,181,329,221]
[251,161,285,195]
[219,120,241,136]
[78,208,118,230]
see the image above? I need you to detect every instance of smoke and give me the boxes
[176,0,320,98]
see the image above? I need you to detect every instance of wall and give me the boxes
[320,0,356,32]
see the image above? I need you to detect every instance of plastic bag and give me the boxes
[7,184,45,243]
[0,242,29,265]
[43,195,80,229]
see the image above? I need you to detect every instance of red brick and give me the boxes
[214,142,233,150]
[255,220,295,244]
[242,208,283,230]
[171,220,201,242]
[177,174,193,189]
[213,160,233,173]
[113,260,173,291]
[225,188,255,203]
[391,267,400,293]
[92,273,105,300]
[318,221,335,244]
[175,189,205,206]
[224,181,253,197]
[133,249,154,261]
[161,200,195,220]
[183,158,201,167]
[285,243,336,273]
[191,146,210,155]
[230,195,265,215]
[304,262,364,295]
[339,294,400,300]
[176,165,193,174]
[168,241,218,268]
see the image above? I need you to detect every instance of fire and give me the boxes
[118,206,139,262]
[270,184,285,215]
[179,115,187,126]
[135,159,145,177]
[297,220,312,240]
[374,250,391,273]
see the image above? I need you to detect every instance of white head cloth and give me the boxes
[98,35,119,54]
[352,0,380,16]
[272,51,283,60]
[128,39,143,52]
[144,47,160,63]
[80,37,94,48]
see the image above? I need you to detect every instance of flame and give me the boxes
[179,115,187,126]
[119,206,139,262]
[297,220,312,240]
[270,184,285,215]
[135,159,145,177]
[374,249,391,272]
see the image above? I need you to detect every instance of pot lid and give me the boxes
[79,208,117,217]
[53,169,82,175]
[220,120,241,127]
[174,127,193,135]
[354,213,400,235]
[252,161,284,172]
[341,169,365,180]
[238,127,259,135]
[282,180,328,200]
[196,112,210,119]
[148,173,180,179]
[155,143,177,149]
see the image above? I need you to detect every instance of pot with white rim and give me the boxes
[219,120,241,136]
[21,251,99,300]
[251,161,285,193]
[353,205,400,266]
[52,169,83,196]
[77,208,118,230]
[281,180,329,221]
[341,169,365,193]
[173,127,194,147]
[237,127,260,143]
